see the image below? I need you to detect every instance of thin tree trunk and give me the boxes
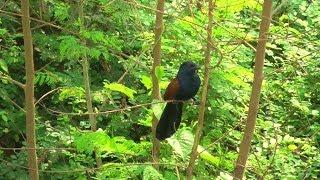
[39,0,45,20]
[21,0,39,179]
[151,0,165,170]
[186,0,215,179]
[233,1,273,179]
[78,0,102,167]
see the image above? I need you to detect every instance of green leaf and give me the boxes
[87,48,101,59]
[54,3,70,21]
[0,28,7,36]
[74,130,110,154]
[288,144,298,151]
[160,81,170,90]
[151,99,165,120]
[140,75,152,90]
[168,129,219,165]
[311,110,319,116]
[102,52,110,60]
[104,82,137,99]
[167,129,194,160]
[0,60,8,73]
[143,166,164,180]
[58,87,85,101]
[59,35,85,60]
[0,111,8,122]
[197,146,220,166]
[217,172,234,180]
[138,111,152,127]
[163,171,178,180]
[155,66,164,81]
[82,30,105,43]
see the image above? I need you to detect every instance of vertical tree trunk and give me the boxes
[233,1,273,179]
[21,0,39,179]
[78,0,102,167]
[151,0,165,170]
[39,0,45,20]
[186,0,214,179]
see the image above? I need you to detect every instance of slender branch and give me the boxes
[262,123,279,177]
[0,158,187,173]
[39,0,45,20]
[0,9,78,36]
[186,0,215,178]
[251,148,263,175]
[35,60,54,72]
[186,20,224,69]
[198,120,242,155]
[0,0,9,10]
[0,74,25,89]
[234,1,273,179]
[150,0,165,170]
[1,93,25,112]
[175,165,181,180]
[105,0,117,7]
[122,0,206,29]
[35,87,61,106]
[117,63,139,83]
[0,147,76,151]
[212,47,223,68]
[79,0,102,167]
[109,48,150,71]
[39,99,193,117]
[115,37,152,83]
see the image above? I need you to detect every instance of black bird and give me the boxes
[156,61,201,140]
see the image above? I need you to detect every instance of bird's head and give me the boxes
[178,61,199,75]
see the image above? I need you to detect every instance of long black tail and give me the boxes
[156,102,183,141]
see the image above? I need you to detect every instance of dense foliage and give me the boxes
[0,0,319,179]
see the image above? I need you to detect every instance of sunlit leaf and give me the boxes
[0,60,8,73]
[140,75,152,90]
[155,66,164,81]
[151,99,165,120]
[288,144,298,151]
[104,82,137,99]
[143,166,164,180]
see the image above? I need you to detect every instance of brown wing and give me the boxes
[163,78,179,100]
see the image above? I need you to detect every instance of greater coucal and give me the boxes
[156,61,200,140]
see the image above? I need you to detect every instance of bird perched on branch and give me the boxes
[156,61,200,141]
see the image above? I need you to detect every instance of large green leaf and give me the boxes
[0,60,8,73]
[151,99,165,120]
[155,65,165,81]
[143,166,164,180]
[140,75,152,90]
[104,82,137,99]
[168,129,219,166]
[75,131,151,155]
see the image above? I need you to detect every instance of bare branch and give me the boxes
[150,0,165,170]
[0,74,25,89]
[0,9,78,36]
[234,1,273,179]
[0,157,187,173]
[0,147,76,151]
[35,87,61,106]
[39,100,183,116]
[0,93,25,112]
[186,0,215,178]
